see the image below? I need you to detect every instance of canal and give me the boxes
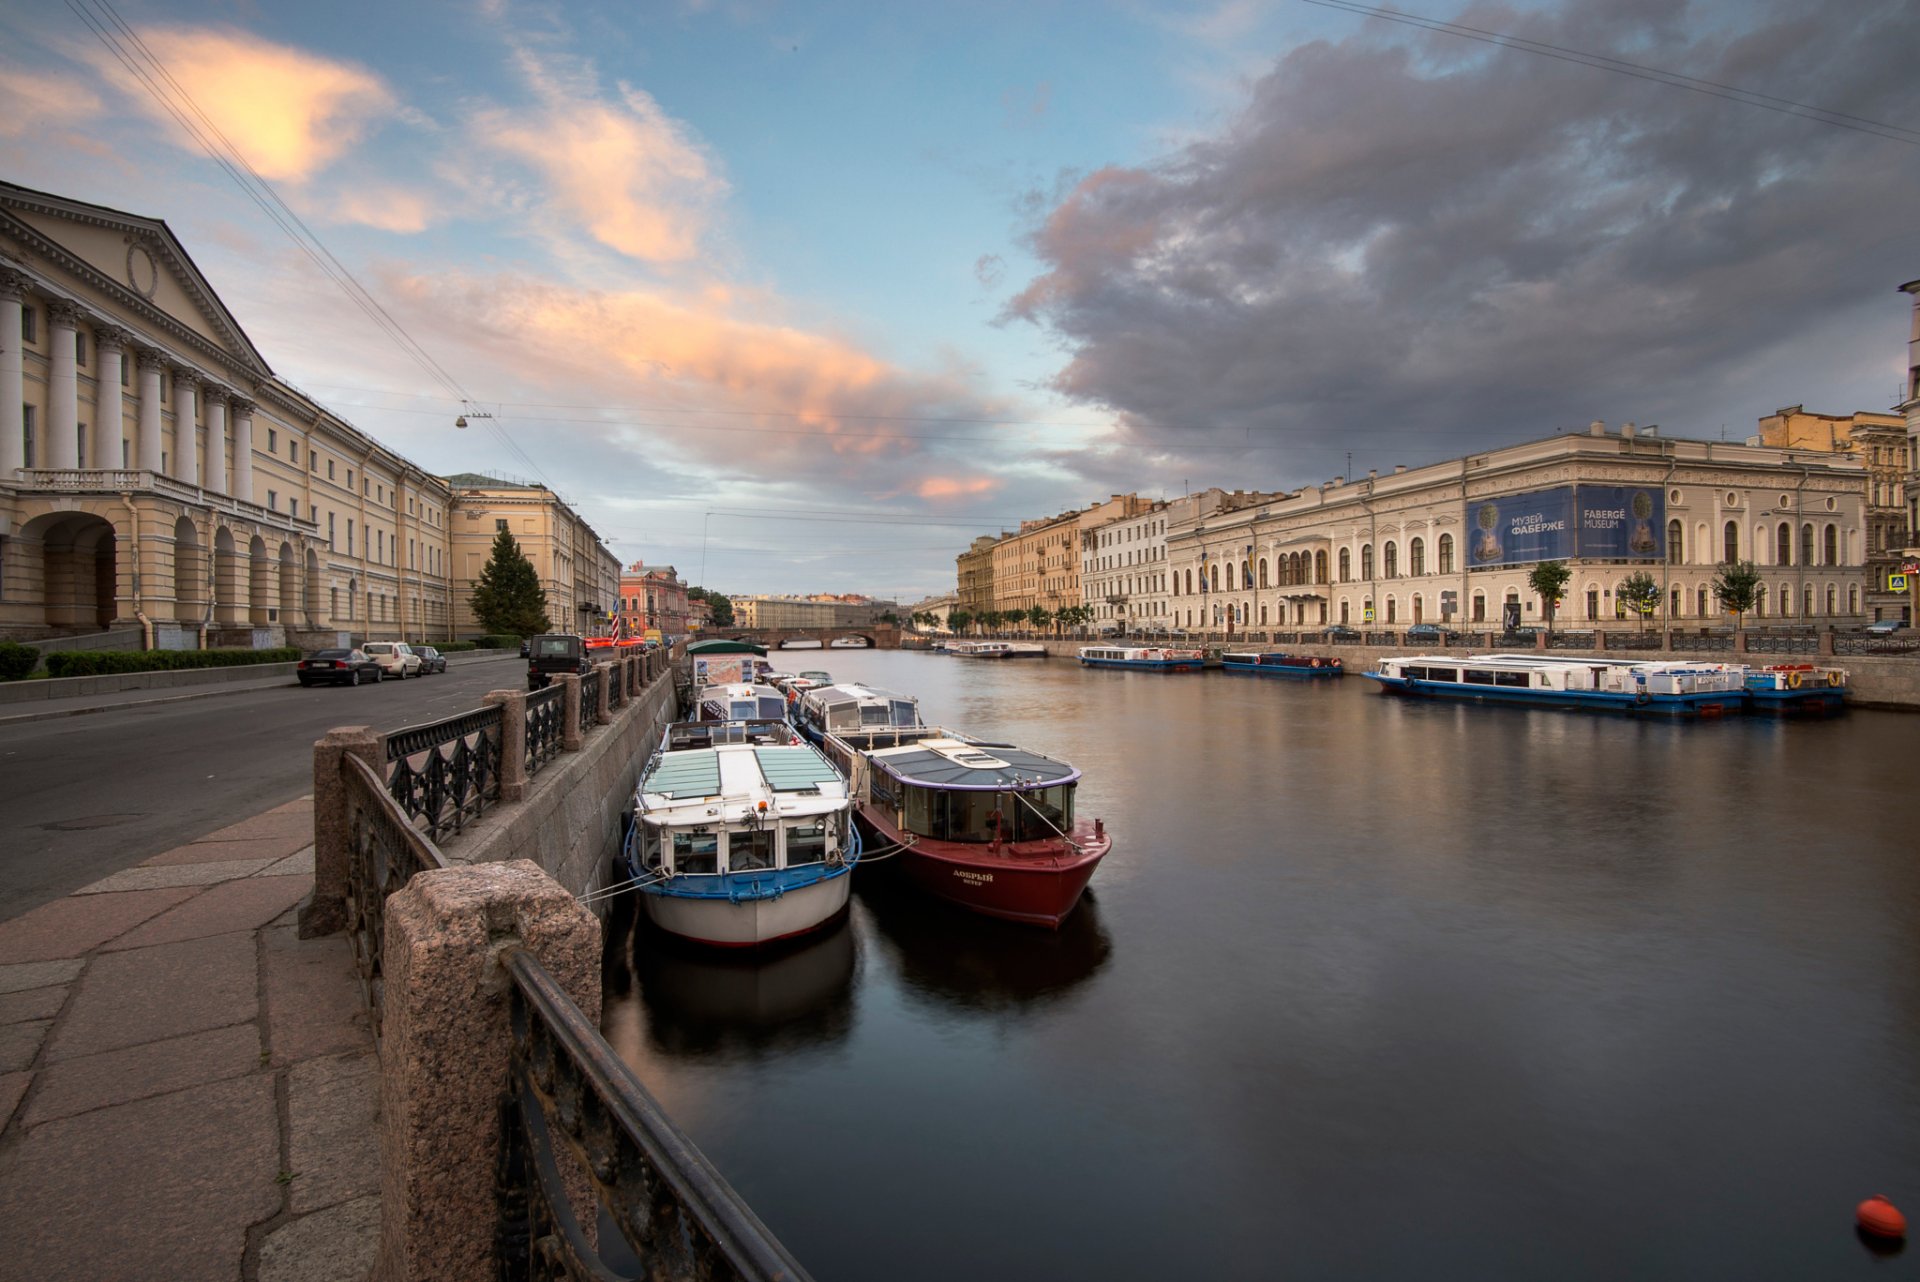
[602,650,1920,1280]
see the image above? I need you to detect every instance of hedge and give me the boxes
[434,640,480,652]
[0,642,38,682]
[42,647,302,679]
[475,634,523,650]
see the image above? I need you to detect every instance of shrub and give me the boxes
[434,640,479,652]
[475,634,523,650]
[42,647,302,679]
[0,642,39,682]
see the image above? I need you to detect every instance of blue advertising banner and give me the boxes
[1574,485,1664,559]
[1467,487,1574,566]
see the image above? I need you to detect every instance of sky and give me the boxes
[2,0,1916,602]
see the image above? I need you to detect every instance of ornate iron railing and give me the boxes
[385,706,503,842]
[1673,633,1736,653]
[499,947,814,1282]
[579,669,602,736]
[606,661,624,705]
[342,753,449,1045]
[1547,631,1595,650]
[1746,632,1819,655]
[1834,632,1920,656]
[527,686,564,778]
[1609,631,1665,650]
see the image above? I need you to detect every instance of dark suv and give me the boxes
[1320,624,1362,642]
[526,634,590,691]
[1404,623,1461,644]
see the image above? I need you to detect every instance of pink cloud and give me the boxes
[0,66,104,137]
[917,476,999,499]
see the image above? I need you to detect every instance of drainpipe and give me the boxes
[120,491,153,650]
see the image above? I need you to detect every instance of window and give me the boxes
[786,823,827,867]
[1410,538,1425,576]
[1723,521,1739,562]
[1776,523,1791,565]
[1339,548,1351,582]
[267,428,277,451]
[1383,542,1397,578]
[347,519,354,555]
[289,499,297,519]
[327,459,335,480]
[496,518,508,532]
[1799,524,1814,567]
[1437,534,1453,575]
[672,832,718,876]
[310,449,318,470]
[75,330,87,367]
[22,405,35,467]
[329,512,336,546]
[267,489,277,510]
[288,437,298,460]
[729,830,774,873]
[1698,587,1709,617]
[1824,524,1837,565]
[346,469,353,489]
[1668,520,1683,564]
[20,305,34,343]
[1360,544,1374,579]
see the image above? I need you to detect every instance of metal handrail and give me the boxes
[384,706,503,841]
[500,947,814,1282]
[341,752,450,1045]
[526,685,563,778]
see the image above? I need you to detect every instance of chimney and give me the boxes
[1330,476,1344,487]
[1622,422,1637,438]
[1589,419,1606,436]
[1367,469,1377,480]
[1394,464,1407,474]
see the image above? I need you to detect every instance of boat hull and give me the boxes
[857,809,1107,928]
[641,870,852,947]
[1079,656,1204,671]
[1220,658,1342,678]
[1363,673,1745,717]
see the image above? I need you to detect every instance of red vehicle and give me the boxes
[821,727,1109,928]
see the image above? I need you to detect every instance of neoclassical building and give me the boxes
[1163,424,1870,635]
[1,181,456,647]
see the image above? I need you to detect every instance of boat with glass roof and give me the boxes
[620,720,862,947]
[1077,645,1206,671]
[819,725,1109,928]
[695,680,791,723]
[792,682,924,745]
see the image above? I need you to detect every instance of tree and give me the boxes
[948,609,973,635]
[1617,571,1660,631]
[1712,560,1763,631]
[877,610,900,626]
[1528,560,1571,636]
[1026,605,1052,633]
[687,586,733,627]
[469,529,551,637]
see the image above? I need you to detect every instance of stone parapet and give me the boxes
[301,726,385,938]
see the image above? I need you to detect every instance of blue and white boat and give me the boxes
[792,682,924,745]
[1741,663,1849,714]
[1077,645,1206,672]
[1220,651,1343,678]
[621,720,863,947]
[696,680,790,723]
[1362,653,1809,717]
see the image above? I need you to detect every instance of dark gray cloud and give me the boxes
[1006,0,1920,487]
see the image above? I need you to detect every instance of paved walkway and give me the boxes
[0,797,379,1282]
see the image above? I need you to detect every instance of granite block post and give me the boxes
[559,674,583,752]
[595,667,613,726]
[484,690,527,805]
[1593,629,1608,652]
[300,726,385,938]
[374,860,600,1282]
[1819,630,1836,657]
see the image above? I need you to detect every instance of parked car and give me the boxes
[297,648,382,687]
[415,645,448,674]
[519,638,532,658]
[526,634,591,691]
[1404,623,1461,644]
[1320,624,1362,642]
[362,641,423,679]
[1501,625,1544,641]
[1864,618,1908,634]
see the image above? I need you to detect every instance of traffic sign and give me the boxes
[1892,573,1910,592]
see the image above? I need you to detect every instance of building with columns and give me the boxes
[1755,406,1909,623]
[618,562,689,638]
[0,181,457,647]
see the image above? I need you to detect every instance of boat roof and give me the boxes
[1388,653,1745,673]
[805,681,915,706]
[640,741,848,821]
[868,736,1080,790]
[685,638,768,656]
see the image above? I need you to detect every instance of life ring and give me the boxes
[1634,690,1649,705]
[1826,671,1842,688]
[1310,658,1321,668]
[1786,671,1802,690]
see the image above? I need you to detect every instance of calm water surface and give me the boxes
[602,651,1920,1280]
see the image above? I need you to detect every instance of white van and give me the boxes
[361,641,423,679]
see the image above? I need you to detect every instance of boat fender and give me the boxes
[1786,670,1803,690]
[1826,671,1842,688]
[1857,1195,1907,1240]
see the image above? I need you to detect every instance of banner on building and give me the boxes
[1466,485,1664,566]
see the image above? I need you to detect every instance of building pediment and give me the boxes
[0,181,271,382]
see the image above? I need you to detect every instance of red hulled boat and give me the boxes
[822,727,1109,928]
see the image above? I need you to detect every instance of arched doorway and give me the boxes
[173,515,207,623]
[249,535,273,624]
[17,511,119,631]
[215,527,246,625]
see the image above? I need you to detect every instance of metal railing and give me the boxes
[1672,632,1736,653]
[385,706,502,842]
[499,947,813,1282]
[1834,632,1920,656]
[527,685,563,778]
[1547,631,1595,650]
[580,668,603,735]
[1746,632,1819,655]
[342,753,449,1045]
[1608,631,1665,650]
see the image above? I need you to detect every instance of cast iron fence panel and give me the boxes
[606,662,624,705]
[1609,632,1665,650]
[1362,631,1396,646]
[579,670,602,736]
[342,753,449,1046]
[1547,631,1595,650]
[1746,632,1818,655]
[385,707,503,842]
[1834,633,1920,656]
[527,686,564,778]
[499,948,814,1282]
[1673,633,1736,653]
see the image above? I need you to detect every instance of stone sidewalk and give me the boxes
[0,797,379,1282]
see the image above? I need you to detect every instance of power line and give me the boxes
[1303,0,1920,146]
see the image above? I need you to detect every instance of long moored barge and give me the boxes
[1362,653,1847,717]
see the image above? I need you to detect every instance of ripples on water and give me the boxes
[603,651,1920,1280]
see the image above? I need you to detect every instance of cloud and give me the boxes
[82,27,396,183]
[916,475,1000,500]
[324,186,436,234]
[1005,0,1920,486]
[0,65,104,136]
[471,43,725,264]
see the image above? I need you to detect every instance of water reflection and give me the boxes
[853,869,1112,1014]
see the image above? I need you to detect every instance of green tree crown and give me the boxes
[469,529,551,637]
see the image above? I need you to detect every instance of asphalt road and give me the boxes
[0,654,526,922]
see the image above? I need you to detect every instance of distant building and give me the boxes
[733,594,899,630]
[905,592,958,631]
[618,562,688,637]
[955,535,996,625]
[444,473,620,638]
[1756,406,1909,622]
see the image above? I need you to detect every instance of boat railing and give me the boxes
[661,719,796,750]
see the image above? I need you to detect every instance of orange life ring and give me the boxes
[1310,658,1321,668]
[1825,671,1841,688]
[1786,671,1802,689]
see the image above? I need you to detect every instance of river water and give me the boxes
[602,650,1919,1280]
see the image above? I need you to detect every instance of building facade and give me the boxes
[444,474,620,639]
[1162,425,1870,635]
[988,511,1080,620]
[618,562,689,638]
[955,535,995,624]
[1756,406,1909,622]
[732,594,899,630]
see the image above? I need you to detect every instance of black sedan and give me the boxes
[1404,623,1461,644]
[415,645,448,674]
[297,648,383,686]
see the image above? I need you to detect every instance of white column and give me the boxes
[46,302,81,469]
[92,326,128,474]
[172,369,199,486]
[0,272,25,478]
[136,348,165,472]
[203,385,229,495]
[232,397,254,502]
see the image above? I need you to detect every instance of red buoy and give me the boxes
[1856,1195,1907,1239]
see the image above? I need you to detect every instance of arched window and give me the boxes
[1185,568,1193,595]
[1670,586,1681,617]
[1386,597,1397,623]
[1340,600,1351,624]
[1260,604,1268,624]
[1799,523,1814,567]
[1258,558,1269,588]
[1410,537,1425,576]
[1242,560,1253,590]
[1361,544,1374,579]
[1383,541,1398,578]
[1776,522,1791,565]
[1338,548,1351,582]
[1849,585,1859,613]
[1209,565,1219,592]
[1412,593,1423,622]
[1472,591,1486,622]
[1667,519,1683,564]
[1315,549,1329,583]
[1723,521,1739,562]
[1823,524,1837,565]
[1438,533,1454,574]
[1698,587,1709,617]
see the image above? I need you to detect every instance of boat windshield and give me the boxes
[900,784,1075,842]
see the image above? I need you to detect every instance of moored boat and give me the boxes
[828,636,870,649]
[793,682,924,746]
[695,680,791,723]
[621,720,862,947]
[1362,653,1791,717]
[1220,651,1343,678]
[821,725,1109,928]
[948,641,1048,659]
[1742,663,1849,714]
[779,637,825,650]
[1078,645,1206,671]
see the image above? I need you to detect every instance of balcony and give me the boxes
[13,468,320,536]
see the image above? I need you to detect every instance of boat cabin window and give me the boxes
[757,696,786,719]
[672,832,718,875]
[786,823,827,866]
[1008,786,1073,841]
[860,702,894,726]
[890,700,917,726]
[1463,670,1496,685]
[731,829,775,872]
[1494,671,1530,688]
[900,784,1076,842]
[638,824,663,870]
[728,700,757,720]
